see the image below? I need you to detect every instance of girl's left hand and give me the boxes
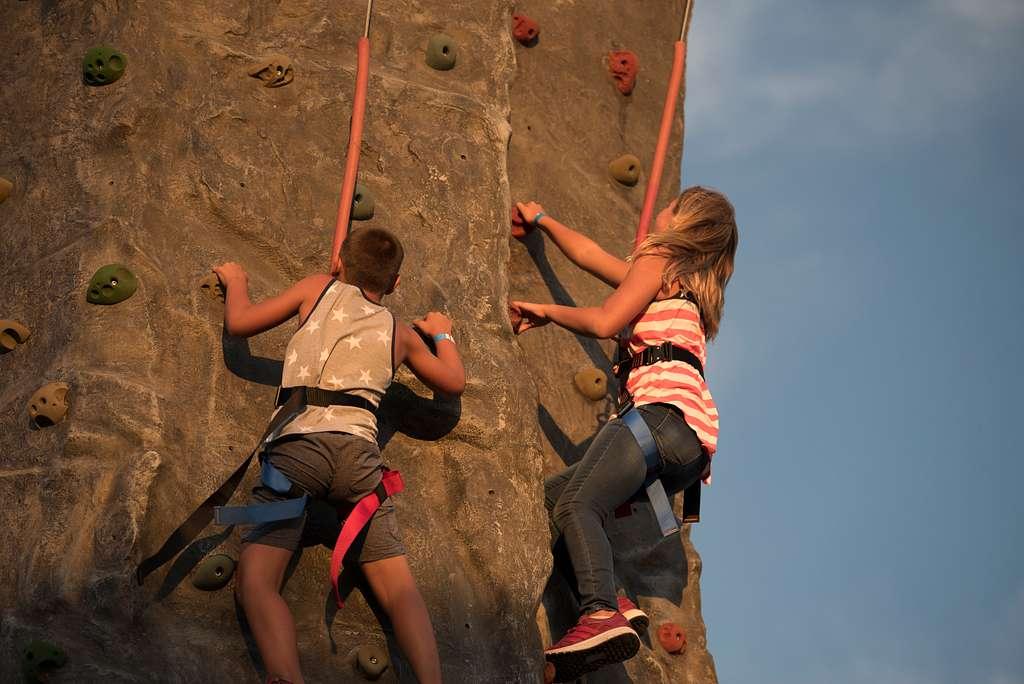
[509,301,550,334]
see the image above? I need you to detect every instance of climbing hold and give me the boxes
[657,622,687,654]
[199,272,225,302]
[512,14,540,45]
[0,176,12,203]
[543,661,556,684]
[86,264,138,305]
[82,45,127,86]
[27,382,70,428]
[608,154,641,187]
[248,54,294,88]
[0,319,30,353]
[573,367,607,401]
[21,640,67,682]
[351,184,375,221]
[426,34,457,71]
[510,204,535,239]
[192,553,236,590]
[355,644,389,680]
[608,50,639,95]
[509,304,523,331]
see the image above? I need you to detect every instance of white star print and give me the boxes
[286,349,298,365]
[376,330,389,344]
[346,336,362,349]
[320,349,330,362]
[297,365,311,380]
[331,309,349,323]
[361,305,376,316]
[327,375,344,388]
[359,370,372,384]
[323,407,337,420]
[305,320,320,334]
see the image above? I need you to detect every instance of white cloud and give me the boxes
[684,0,1024,158]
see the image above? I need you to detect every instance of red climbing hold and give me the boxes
[512,14,540,45]
[509,304,523,332]
[543,661,556,684]
[609,50,639,95]
[510,204,534,239]
[657,622,687,654]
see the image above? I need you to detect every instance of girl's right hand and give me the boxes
[509,301,550,334]
[213,262,248,288]
[516,201,547,227]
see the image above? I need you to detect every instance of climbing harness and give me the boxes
[329,0,374,276]
[136,385,404,608]
[635,0,694,245]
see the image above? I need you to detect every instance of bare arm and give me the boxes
[396,313,466,397]
[510,255,666,339]
[213,262,332,338]
[517,201,629,287]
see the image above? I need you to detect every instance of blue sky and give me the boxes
[682,1,1024,682]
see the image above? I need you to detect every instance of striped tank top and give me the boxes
[625,294,720,455]
[272,280,396,444]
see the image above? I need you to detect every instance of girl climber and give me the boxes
[510,186,738,682]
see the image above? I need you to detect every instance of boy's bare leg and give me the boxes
[236,543,304,684]
[362,555,442,684]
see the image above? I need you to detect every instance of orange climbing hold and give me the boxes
[510,204,535,239]
[657,622,686,654]
[512,14,540,45]
[608,50,638,95]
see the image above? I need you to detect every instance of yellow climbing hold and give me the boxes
[608,154,641,187]
[27,382,70,428]
[573,367,607,401]
[0,177,12,203]
[355,644,389,680]
[199,272,225,302]
[0,319,30,353]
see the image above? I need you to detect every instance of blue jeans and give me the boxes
[544,403,709,614]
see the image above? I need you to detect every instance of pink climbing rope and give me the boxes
[330,5,373,276]
[635,0,693,247]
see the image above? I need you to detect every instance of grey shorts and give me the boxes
[240,432,405,564]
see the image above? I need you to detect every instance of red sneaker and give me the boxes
[544,612,640,682]
[617,596,649,634]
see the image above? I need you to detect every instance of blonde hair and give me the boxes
[632,186,738,340]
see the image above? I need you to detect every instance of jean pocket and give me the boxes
[643,405,703,469]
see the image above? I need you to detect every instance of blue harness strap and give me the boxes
[620,408,680,537]
[213,459,309,526]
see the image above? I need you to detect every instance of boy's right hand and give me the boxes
[412,311,453,338]
[516,201,547,226]
[212,262,248,288]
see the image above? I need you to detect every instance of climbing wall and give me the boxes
[0,1,714,682]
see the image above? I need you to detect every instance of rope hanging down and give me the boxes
[330,0,374,276]
[635,0,694,247]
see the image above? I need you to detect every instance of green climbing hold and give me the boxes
[82,45,127,86]
[426,34,457,71]
[0,319,30,353]
[27,382,70,428]
[355,644,389,680]
[0,176,12,203]
[86,264,137,305]
[352,184,375,221]
[574,367,607,401]
[192,553,236,591]
[21,639,67,683]
[608,154,642,187]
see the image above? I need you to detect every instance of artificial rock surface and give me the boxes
[0,1,715,683]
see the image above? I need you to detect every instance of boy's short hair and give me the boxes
[340,227,404,294]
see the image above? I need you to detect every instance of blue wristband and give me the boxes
[433,333,455,344]
[531,211,547,227]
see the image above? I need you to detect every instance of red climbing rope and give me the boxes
[330,1,374,276]
[635,0,693,247]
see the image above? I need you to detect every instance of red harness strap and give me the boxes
[330,468,405,608]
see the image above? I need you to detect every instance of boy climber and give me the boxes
[213,227,465,684]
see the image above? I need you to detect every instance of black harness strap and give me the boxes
[276,386,376,412]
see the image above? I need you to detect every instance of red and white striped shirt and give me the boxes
[625,296,720,455]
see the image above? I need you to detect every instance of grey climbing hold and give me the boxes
[248,54,294,88]
[199,272,225,302]
[352,184,375,221]
[21,639,67,683]
[27,382,70,428]
[426,34,457,71]
[573,367,607,401]
[608,154,641,187]
[355,644,389,680]
[192,553,236,591]
[0,176,12,203]
[0,319,30,353]
[83,45,127,86]
[86,264,138,305]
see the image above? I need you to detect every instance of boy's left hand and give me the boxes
[412,311,453,338]
[509,301,550,334]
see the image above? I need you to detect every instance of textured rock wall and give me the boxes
[0,1,714,682]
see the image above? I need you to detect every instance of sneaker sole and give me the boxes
[622,608,649,635]
[545,630,641,682]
